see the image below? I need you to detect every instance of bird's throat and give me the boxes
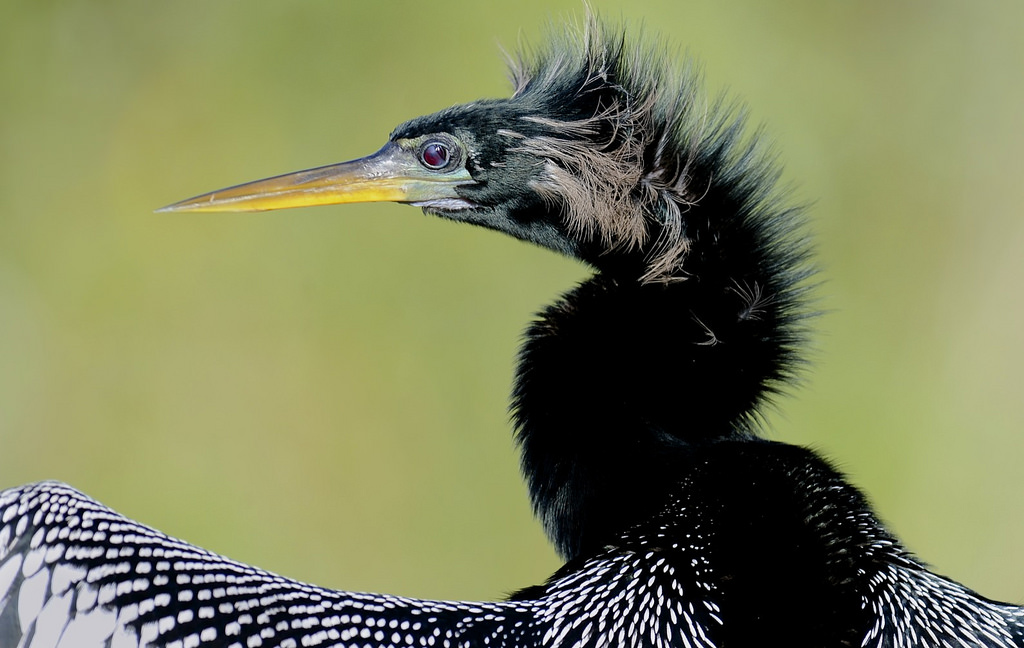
[512,268,797,559]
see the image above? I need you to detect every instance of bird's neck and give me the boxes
[513,259,802,559]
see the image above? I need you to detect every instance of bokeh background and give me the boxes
[2,1,1023,602]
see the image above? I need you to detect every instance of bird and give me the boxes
[1,14,1022,648]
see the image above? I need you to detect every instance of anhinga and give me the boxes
[1,17,1021,648]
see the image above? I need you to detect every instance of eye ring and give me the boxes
[419,141,452,170]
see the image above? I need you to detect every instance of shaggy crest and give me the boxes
[506,16,781,283]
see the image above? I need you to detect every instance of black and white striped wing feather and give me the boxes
[0,482,543,648]
[0,482,723,648]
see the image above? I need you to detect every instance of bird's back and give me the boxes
[5,445,1024,647]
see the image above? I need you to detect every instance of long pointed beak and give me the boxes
[157,143,474,213]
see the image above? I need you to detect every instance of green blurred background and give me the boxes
[2,0,1023,603]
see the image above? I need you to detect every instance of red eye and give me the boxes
[420,142,451,169]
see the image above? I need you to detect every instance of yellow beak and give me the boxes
[157,143,474,213]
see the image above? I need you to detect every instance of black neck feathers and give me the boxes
[513,191,811,559]
[509,29,813,556]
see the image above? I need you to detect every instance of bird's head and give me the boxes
[160,19,765,284]
[160,17,812,559]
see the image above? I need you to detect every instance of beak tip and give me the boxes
[154,197,228,213]
[155,196,205,213]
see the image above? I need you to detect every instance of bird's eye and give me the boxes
[420,142,451,169]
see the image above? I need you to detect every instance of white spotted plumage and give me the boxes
[0,481,725,648]
[5,476,1024,648]
[862,562,1024,648]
